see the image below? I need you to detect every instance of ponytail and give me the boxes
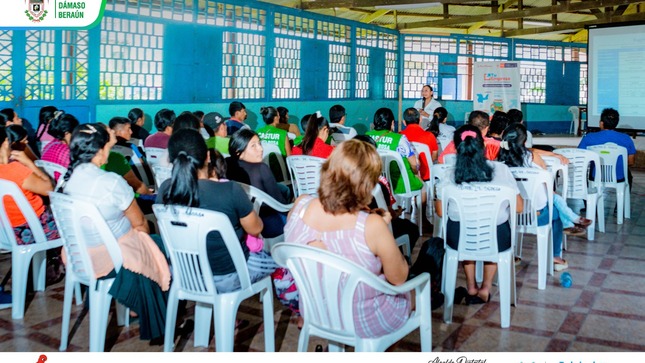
[301,113,329,155]
[427,107,447,136]
[59,123,110,191]
[497,123,528,168]
[163,128,207,207]
[36,106,58,142]
[453,125,492,184]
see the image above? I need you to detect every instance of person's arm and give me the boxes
[516,194,524,214]
[10,150,52,186]
[284,136,292,157]
[364,213,408,286]
[122,169,151,195]
[22,172,53,196]
[531,151,547,170]
[530,147,569,165]
[240,210,263,236]
[628,154,635,166]
[288,123,301,136]
[124,198,149,234]
[431,150,438,162]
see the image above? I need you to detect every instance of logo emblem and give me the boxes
[25,0,48,23]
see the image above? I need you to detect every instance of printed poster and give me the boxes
[473,61,521,114]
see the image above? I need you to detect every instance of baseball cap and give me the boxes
[203,112,225,130]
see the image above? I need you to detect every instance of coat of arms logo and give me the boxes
[25,0,48,22]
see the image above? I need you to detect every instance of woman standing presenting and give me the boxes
[413,85,442,130]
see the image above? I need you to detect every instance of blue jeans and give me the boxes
[537,206,563,258]
[553,194,579,229]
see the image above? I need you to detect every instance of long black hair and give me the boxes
[163,128,207,207]
[47,112,79,141]
[6,125,29,150]
[128,108,144,124]
[428,107,448,136]
[260,106,278,125]
[36,106,58,141]
[300,113,329,155]
[497,123,529,168]
[453,124,493,184]
[373,107,395,131]
[61,123,111,184]
[228,128,258,160]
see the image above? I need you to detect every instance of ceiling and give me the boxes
[258,0,645,43]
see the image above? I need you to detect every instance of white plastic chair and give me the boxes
[153,204,275,352]
[328,123,357,146]
[411,141,434,216]
[554,148,605,240]
[261,143,290,184]
[144,147,171,168]
[49,192,129,352]
[371,185,411,257]
[34,159,67,182]
[441,183,517,328]
[377,149,423,235]
[542,155,569,201]
[510,167,554,290]
[152,164,173,191]
[286,155,325,198]
[429,164,454,238]
[0,180,64,319]
[568,106,579,135]
[111,144,153,188]
[271,243,431,352]
[443,153,457,165]
[236,183,293,251]
[587,143,631,225]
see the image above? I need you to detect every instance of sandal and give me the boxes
[465,292,491,305]
[575,217,592,228]
[564,226,586,237]
[554,259,569,272]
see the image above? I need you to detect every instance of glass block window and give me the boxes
[106,0,194,22]
[355,48,370,98]
[515,43,563,61]
[222,32,265,99]
[328,44,351,99]
[564,46,587,62]
[61,30,89,100]
[403,53,438,99]
[272,37,301,99]
[0,31,12,102]
[379,32,398,51]
[317,21,350,42]
[455,56,498,101]
[385,51,398,99]
[404,36,457,54]
[520,61,546,103]
[100,17,164,101]
[273,13,315,38]
[580,63,588,105]
[460,39,508,58]
[25,30,55,101]
[197,1,266,30]
[356,28,378,47]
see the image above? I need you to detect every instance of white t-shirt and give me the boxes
[414,98,442,130]
[437,123,456,151]
[525,129,533,148]
[437,161,520,225]
[66,163,135,241]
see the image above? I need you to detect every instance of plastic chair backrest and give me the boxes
[429,164,454,203]
[262,143,289,182]
[376,149,413,195]
[328,123,357,145]
[236,182,293,216]
[145,147,171,168]
[371,185,393,233]
[553,148,601,199]
[510,167,553,233]
[34,160,67,182]
[541,155,568,200]
[49,192,123,285]
[271,243,390,341]
[0,180,48,250]
[441,183,517,259]
[568,106,579,123]
[587,143,628,186]
[286,155,325,198]
[152,165,173,190]
[411,141,433,173]
[111,144,152,187]
[152,204,252,297]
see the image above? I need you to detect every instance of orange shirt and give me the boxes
[0,162,46,226]
[400,124,438,180]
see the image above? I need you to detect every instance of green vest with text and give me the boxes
[257,125,288,156]
[366,130,423,194]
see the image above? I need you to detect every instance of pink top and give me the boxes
[284,195,411,338]
[41,141,70,169]
[36,124,55,143]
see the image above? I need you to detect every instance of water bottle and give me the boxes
[560,272,572,288]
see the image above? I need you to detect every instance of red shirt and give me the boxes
[292,137,335,159]
[438,136,500,163]
[400,124,438,180]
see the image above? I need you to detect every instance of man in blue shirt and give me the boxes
[578,108,635,190]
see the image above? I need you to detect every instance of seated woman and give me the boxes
[497,123,591,271]
[35,106,58,147]
[276,106,301,137]
[434,125,524,304]
[226,129,291,239]
[157,129,277,292]
[41,111,80,171]
[0,125,63,285]
[60,123,170,341]
[292,113,334,159]
[257,106,292,158]
[284,139,410,338]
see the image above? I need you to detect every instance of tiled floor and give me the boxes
[1,171,644,352]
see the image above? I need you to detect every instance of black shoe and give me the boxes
[465,293,491,305]
[431,291,444,310]
[454,286,468,305]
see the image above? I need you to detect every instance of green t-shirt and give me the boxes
[206,136,230,155]
[257,125,288,156]
[366,130,423,194]
[102,151,131,176]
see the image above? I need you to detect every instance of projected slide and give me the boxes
[588,23,645,130]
